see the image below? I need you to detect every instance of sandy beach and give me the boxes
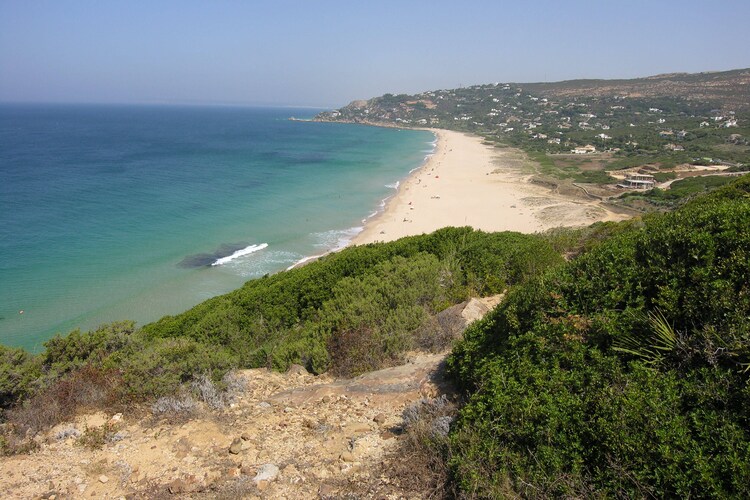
[351,129,628,245]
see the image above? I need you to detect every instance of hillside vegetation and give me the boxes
[2,171,750,497]
[1,228,561,451]
[446,175,750,497]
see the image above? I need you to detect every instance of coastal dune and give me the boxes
[352,129,627,245]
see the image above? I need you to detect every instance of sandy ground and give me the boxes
[1,297,500,499]
[352,129,627,245]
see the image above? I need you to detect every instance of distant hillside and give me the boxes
[317,68,750,126]
[521,69,750,107]
[316,68,750,209]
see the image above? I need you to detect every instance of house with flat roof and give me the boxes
[617,173,655,190]
[571,144,596,154]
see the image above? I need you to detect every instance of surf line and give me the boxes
[211,243,269,266]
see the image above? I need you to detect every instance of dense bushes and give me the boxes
[140,228,562,374]
[447,176,750,497]
[1,228,561,442]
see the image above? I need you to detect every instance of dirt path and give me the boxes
[1,297,501,499]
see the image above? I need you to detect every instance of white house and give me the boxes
[571,144,597,154]
[618,173,655,189]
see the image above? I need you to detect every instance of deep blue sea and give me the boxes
[0,104,434,350]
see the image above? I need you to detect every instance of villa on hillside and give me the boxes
[571,144,596,154]
[618,173,656,190]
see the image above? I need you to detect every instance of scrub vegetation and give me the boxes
[2,175,749,499]
[0,228,561,450]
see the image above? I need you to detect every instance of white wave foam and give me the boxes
[285,226,363,271]
[385,180,400,190]
[211,243,269,266]
[314,227,363,251]
[286,253,324,271]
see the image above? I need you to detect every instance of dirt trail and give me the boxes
[1,296,501,499]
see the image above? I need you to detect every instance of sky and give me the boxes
[1,0,749,108]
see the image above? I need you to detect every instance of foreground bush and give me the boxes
[447,176,750,497]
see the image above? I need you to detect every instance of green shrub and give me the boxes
[447,176,750,497]
[0,345,42,410]
[110,336,238,400]
[42,321,135,378]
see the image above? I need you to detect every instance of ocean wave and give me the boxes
[286,253,325,271]
[286,226,363,270]
[211,243,269,266]
[385,180,400,190]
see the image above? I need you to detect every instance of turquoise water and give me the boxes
[0,104,434,350]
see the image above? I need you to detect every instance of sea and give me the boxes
[0,104,435,351]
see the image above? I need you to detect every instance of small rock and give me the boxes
[240,432,251,441]
[286,363,308,376]
[340,451,355,462]
[346,422,371,435]
[432,415,453,437]
[282,464,300,481]
[380,430,396,440]
[283,407,294,413]
[228,437,242,455]
[303,418,317,429]
[168,479,187,494]
[240,464,255,476]
[319,483,336,497]
[98,475,109,484]
[253,463,280,483]
[321,395,331,404]
[111,431,128,442]
[258,402,272,409]
[373,413,387,425]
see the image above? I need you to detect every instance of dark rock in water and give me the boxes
[177,242,248,268]
[177,253,217,268]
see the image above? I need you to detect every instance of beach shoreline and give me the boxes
[350,128,628,246]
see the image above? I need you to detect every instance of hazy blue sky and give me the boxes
[1,0,748,108]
